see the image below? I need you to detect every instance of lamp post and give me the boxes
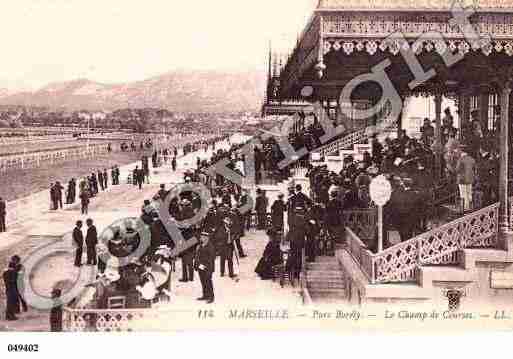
[370,175,392,253]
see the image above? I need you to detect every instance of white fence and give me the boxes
[0,134,74,146]
[0,144,113,173]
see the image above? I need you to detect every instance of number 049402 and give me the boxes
[7,344,39,352]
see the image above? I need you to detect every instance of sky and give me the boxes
[0,0,317,91]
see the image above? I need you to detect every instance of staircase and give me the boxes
[304,256,347,304]
[315,98,411,158]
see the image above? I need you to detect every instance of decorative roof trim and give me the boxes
[316,0,513,12]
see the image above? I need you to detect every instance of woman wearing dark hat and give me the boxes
[255,230,282,280]
[271,194,286,233]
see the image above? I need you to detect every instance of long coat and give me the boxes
[271,199,286,230]
[85,225,98,247]
[195,241,216,274]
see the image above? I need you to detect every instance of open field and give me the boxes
[0,133,221,202]
[0,150,149,202]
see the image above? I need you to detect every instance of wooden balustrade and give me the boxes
[345,227,375,280]
[345,203,501,284]
[343,208,377,243]
[63,308,159,332]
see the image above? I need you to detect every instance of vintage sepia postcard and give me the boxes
[1,0,513,349]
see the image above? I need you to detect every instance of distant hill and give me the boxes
[0,70,266,113]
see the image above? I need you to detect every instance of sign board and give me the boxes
[311,152,321,162]
[491,271,513,289]
[369,175,392,206]
[354,144,372,157]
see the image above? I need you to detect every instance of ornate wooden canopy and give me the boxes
[278,0,513,101]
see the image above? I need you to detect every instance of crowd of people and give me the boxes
[2,136,235,327]
[119,139,153,152]
[1,113,505,328]
[48,165,122,215]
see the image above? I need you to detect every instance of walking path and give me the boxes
[0,134,302,331]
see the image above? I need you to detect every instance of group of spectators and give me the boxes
[247,107,501,254]
[48,165,122,215]
[120,139,153,152]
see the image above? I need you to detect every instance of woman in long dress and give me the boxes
[255,230,282,280]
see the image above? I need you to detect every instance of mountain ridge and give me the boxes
[0,70,267,113]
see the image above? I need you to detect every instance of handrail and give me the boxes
[345,203,501,284]
[345,227,375,281]
[315,98,411,158]
[371,202,500,283]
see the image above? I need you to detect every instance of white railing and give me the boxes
[318,128,367,157]
[0,144,113,173]
[0,134,74,146]
[63,308,159,332]
[346,203,501,284]
[346,227,375,281]
[372,203,500,283]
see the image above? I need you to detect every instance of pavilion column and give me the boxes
[434,91,443,182]
[480,92,489,135]
[459,90,471,138]
[498,79,512,235]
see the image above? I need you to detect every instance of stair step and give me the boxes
[306,275,343,281]
[307,277,345,284]
[316,256,338,262]
[306,269,342,275]
[307,279,343,285]
[307,282,346,290]
[309,288,347,295]
[310,292,347,303]
[307,263,340,270]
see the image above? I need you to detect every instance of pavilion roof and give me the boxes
[317,0,513,12]
[275,0,513,101]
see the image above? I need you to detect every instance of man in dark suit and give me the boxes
[195,232,216,304]
[0,196,6,233]
[98,170,104,191]
[288,184,312,229]
[135,166,144,190]
[73,221,84,267]
[229,206,246,258]
[103,169,108,190]
[54,181,64,209]
[216,218,235,278]
[3,261,19,321]
[177,200,196,282]
[85,219,98,265]
[325,191,344,241]
[111,167,116,186]
[254,188,268,230]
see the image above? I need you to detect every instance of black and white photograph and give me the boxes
[1,0,513,344]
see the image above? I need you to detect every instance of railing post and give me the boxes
[499,79,512,234]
